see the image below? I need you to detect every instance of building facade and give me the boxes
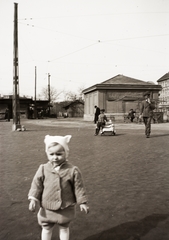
[63,100,84,117]
[157,73,169,110]
[157,72,169,121]
[82,75,162,122]
[0,95,49,120]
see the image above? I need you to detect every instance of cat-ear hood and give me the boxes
[44,135,72,158]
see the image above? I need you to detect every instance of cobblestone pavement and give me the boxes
[0,119,169,240]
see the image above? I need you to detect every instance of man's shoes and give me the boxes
[146,135,150,138]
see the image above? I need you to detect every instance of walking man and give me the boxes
[140,91,155,138]
[94,105,100,124]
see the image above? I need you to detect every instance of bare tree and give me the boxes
[64,91,77,101]
[77,84,85,100]
[39,86,63,103]
[64,84,85,102]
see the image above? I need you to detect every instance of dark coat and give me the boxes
[140,100,155,117]
[95,107,100,116]
[94,107,100,123]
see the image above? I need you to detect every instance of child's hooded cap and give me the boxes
[44,135,72,158]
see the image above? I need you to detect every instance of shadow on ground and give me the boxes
[83,214,169,240]
[150,134,169,138]
[98,133,126,137]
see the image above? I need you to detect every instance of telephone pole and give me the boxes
[12,2,21,131]
[48,73,51,117]
[34,66,37,119]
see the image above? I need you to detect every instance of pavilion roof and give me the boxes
[101,74,154,85]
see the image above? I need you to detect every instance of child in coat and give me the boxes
[94,109,107,135]
[28,135,89,240]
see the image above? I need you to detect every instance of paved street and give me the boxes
[0,119,169,240]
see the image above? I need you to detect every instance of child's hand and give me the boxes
[80,204,89,214]
[29,199,36,212]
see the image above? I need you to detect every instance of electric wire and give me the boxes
[18,21,96,42]
[18,11,169,20]
[102,33,169,42]
[18,21,169,43]
[18,20,169,63]
[48,42,99,62]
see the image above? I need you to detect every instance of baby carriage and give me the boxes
[100,117,116,136]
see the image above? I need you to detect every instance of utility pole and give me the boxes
[12,2,21,131]
[34,66,37,119]
[48,73,51,117]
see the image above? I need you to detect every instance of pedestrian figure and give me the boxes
[140,92,155,138]
[127,109,135,122]
[28,135,89,240]
[41,109,44,119]
[94,105,100,124]
[29,107,34,119]
[5,108,10,121]
[94,109,107,135]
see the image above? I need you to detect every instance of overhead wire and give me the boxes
[102,33,169,42]
[18,11,169,20]
[18,20,169,63]
[48,42,100,62]
[18,21,169,43]
[17,12,169,78]
[18,21,96,42]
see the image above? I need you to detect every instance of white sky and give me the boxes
[0,0,169,101]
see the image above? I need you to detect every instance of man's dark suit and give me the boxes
[94,106,100,124]
[140,99,155,137]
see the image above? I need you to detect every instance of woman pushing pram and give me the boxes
[94,109,108,136]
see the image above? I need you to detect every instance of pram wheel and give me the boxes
[111,131,116,136]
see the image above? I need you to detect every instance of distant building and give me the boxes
[63,100,84,117]
[157,72,169,122]
[157,72,169,111]
[0,95,49,119]
[82,74,162,121]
